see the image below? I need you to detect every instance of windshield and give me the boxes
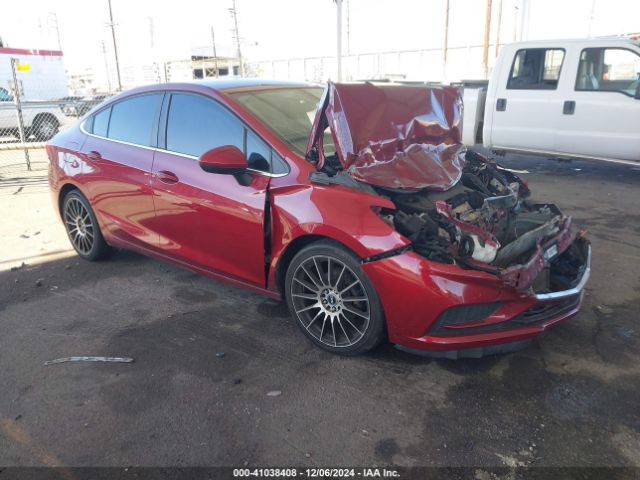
[229,87,323,156]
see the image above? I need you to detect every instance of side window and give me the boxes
[246,131,271,172]
[507,48,565,90]
[576,48,640,96]
[107,94,162,146]
[271,152,289,175]
[92,107,111,137]
[166,93,243,157]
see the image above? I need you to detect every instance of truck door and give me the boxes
[486,47,566,152]
[555,46,640,162]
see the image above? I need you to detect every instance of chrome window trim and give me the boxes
[80,119,288,178]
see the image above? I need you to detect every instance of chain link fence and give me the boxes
[0,53,112,171]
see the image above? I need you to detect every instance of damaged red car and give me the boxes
[47,79,591,358]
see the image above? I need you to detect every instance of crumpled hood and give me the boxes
[306,82,466,191]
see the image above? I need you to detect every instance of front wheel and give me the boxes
[284,241,386,355]
[62,190,111,261]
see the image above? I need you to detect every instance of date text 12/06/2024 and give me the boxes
[232,468,400,478]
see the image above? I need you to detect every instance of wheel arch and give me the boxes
[274,234,360,296]
[58,183,80,216]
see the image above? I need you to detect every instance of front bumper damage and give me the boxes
[361,237,591,358]
[304,82,591,357]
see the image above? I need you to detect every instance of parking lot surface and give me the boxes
[1,152,639,469]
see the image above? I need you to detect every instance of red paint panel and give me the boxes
[150,150,269,287]
[308,82,465,191]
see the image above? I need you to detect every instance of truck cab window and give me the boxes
[576,48,640,96]
[507,48,565,90]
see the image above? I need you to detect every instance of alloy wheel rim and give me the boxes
[64,198,95,255]
[291,255,370,348]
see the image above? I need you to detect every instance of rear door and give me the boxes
[150,92,275,287]
[555,45,640,161]
[81,93,163,248]
[487,47,566,152]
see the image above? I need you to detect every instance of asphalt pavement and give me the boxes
[0,152,639,472]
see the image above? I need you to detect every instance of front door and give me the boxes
[555,46,640,162]
[150,92,272,287]
[488,47,566,152]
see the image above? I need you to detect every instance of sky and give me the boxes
[1,0,639,77]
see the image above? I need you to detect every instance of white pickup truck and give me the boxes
[0,86,66,141]
[462,36,640,164]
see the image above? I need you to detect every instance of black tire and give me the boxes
[62,190,111,261]
[33,115,59,141]
[284,240,386,355]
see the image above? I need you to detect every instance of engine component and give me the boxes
[494,216,562,267]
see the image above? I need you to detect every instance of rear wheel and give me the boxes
[62,190,111,261]
[284,241,386,355]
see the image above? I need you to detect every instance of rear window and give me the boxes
[107,94,162,146]
[507,48,565,90]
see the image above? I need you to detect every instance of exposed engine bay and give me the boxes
[313,149,589,292]
[306,82,589,292]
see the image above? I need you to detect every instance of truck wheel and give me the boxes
[33,115,59,141]
[284,240,386,355]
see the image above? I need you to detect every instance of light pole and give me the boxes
[107,0,122,91]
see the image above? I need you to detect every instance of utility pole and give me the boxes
[49,12,62,51]
[211,27,219,78]
[100,40,112,92]
[482,0,492,79]
[443,0,450,65]
[229,0,244,77]
[107,0,122,91]
[495,0,502,57]
[335,0,343,81]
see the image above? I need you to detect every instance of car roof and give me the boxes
[194,78,312,91]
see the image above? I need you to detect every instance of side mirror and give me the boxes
[198,145,247,174]
[635,83,640,100]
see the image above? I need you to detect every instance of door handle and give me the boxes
[87,150,101,161]
[496,98,507,111]
[563,100,576,115]
[156,170,179,184]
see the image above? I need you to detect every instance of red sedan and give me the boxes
[47,80,591,358]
